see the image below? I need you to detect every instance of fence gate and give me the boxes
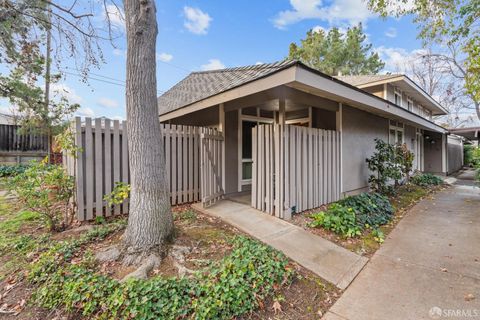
[200,128,225,207]
[252,124,341,219]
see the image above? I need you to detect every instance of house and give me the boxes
[157,60,449,219]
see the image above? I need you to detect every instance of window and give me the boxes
[394,89,402,106]
[407,98,413,111]
[241,121,257,181]
[389,121,404,144]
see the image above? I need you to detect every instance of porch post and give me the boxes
[275,98,288,219]
[219,103,225,193]
[336,103,343,197]
[442,133,448,175]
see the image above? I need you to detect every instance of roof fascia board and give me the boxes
[294,66,448,133]
[159,67,297,122]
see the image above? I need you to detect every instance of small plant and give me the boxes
[8,158,75,231]
[395,143,414,183]
[410,173,444,187]
[371,228,385,244]
[29,235,293,319]
[0,164,30,177]
[104,182,130,207]
[309,204,362,238]
[338,192,394,227]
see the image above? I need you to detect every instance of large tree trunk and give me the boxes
[123,0,173,260]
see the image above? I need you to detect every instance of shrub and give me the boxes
[8,159,75,231]
[338,192,394,227]
[309,204,362,238]
[30,235,292,320]
[0,164,30,177]
[410,173,444,187]
[366,139,415,194]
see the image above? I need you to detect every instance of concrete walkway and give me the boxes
[324,174,480,320]
[192,200,368,289]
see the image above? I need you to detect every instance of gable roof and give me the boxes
[158,60,296,115]
[334,74,402,86]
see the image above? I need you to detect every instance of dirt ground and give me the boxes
[0,201,339,320]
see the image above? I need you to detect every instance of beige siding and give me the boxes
[361,84,385,99]
[342,105,389,194]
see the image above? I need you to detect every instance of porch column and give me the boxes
[275,98,288,219]
[336,103,343,196]
[278,98,286,125]
[442,133,448,175]
[219,103,225,193]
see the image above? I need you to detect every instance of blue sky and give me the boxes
[1,0,428,120]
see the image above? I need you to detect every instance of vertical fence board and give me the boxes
[122,120,129,213]
[84,118,94,220]
[75,118,85,220]
[94,118,103,217]
[104,119,112,217]
[113,120,121,215]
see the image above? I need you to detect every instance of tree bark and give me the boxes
[122,0,173,258]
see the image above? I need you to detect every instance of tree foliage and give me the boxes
[367,0,480,121]
[0,0,114,135]
[288,23,385,76]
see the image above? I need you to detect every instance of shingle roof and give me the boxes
[158,60,296,115]
[334,74,402,86]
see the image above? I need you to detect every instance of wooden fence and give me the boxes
[0,124,49,152]
[69,117,222,221]
[252,124,341,219]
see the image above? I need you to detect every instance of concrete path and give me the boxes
[324,174,480,320]
[192,201,368,289]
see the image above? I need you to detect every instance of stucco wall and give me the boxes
[447,135,463,174]
[342,105,389,195]
[423,131,444,173]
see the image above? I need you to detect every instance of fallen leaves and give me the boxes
[272,300,282,314]
[465,293,475,301]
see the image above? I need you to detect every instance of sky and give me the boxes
[0,0,456,121]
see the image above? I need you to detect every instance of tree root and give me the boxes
[120,254,161,282]
[171,245,195,277]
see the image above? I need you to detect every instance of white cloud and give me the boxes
[273,0,374,29]
[157,52,173,62]
[98,97,119,109]
[183,6,212,35]
[200,59,225,71]
[255,61,264,65]
[51,83,83,104]
[385,27,397,38]
[103,4,125,31]
[76,107,95,118]
[374,46,427,73]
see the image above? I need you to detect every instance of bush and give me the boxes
[30,235,292,320]
[0,164,30,177]
[309,204,362,238]
[8,159,75,231]
[366,139,415,194]
[338,192,394,227]
[410,173,443,187]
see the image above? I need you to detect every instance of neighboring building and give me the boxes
[0,113,49,164]
[157,60,450,218]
